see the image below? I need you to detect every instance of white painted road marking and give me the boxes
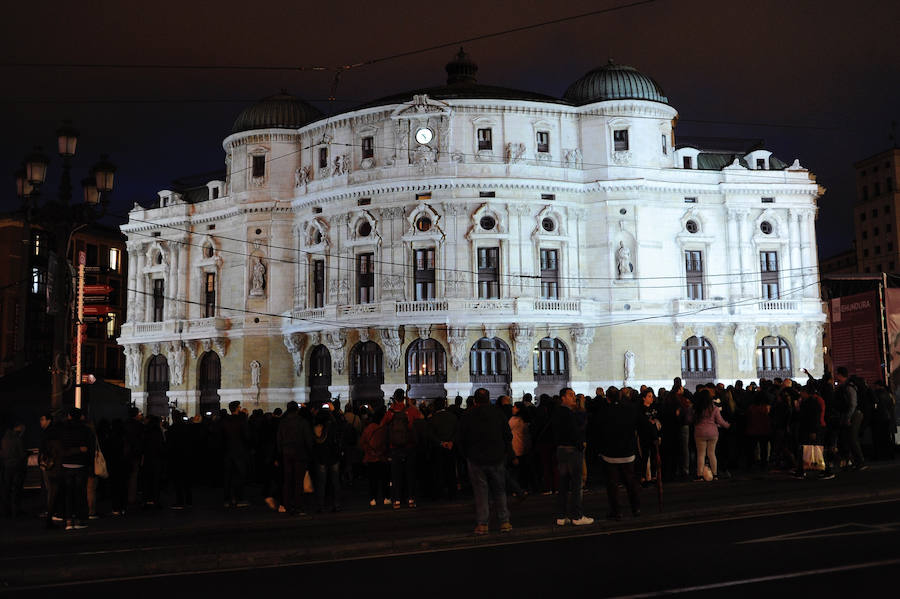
[739,521,900,544]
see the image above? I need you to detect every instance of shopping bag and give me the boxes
[303,470,314,493]
[802,445,825,471]
[94,446,109,479]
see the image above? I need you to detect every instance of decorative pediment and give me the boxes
[347,209,381,247]
[466,202,505,239]
[402,202,445,243]
[144,241,169,271]
[531,204,565,240]
[197,234,223,268]
[302,216,330,249]
[752,207,788,243]
[390,94,452,119]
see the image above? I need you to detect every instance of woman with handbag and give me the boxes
[794,384,832,480]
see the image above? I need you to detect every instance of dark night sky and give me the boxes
[2,0,897,258]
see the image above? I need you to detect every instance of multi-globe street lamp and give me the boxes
[14,123,116,412]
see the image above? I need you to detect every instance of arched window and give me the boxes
[308,345,331,404]
[533,337,569,399]
[757,336,792,380]
[406,338,447,401]
[470,337,511,400]
[681,336,716,385]
[146,354,169,418]
[198,351,221,416]
[349,341,384,405]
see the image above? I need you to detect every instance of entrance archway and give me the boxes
[533,337,569,399]
[146,354,169,418]
[681,336,716,390]
[308,344,332,404]
[406,338,447,402]
[349,341,384,406]
[198,351,221,415]
[757,336,792,380]
[470,337,511,401]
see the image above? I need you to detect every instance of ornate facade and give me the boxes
[119,52,826,416]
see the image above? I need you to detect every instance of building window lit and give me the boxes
[109,248,121,272]
[205,272,216,318]
[31,267,46,295]
[537,131,549,153]
[477,128,492,151]
[613,129,628,151]
[477,247,500,299]
[32,232,43,256]
[361,136,374,159]
[106,312,117,339]
[760,251,779,299]
[685,250,704,300]
[540,248,559,299]
[414,248,435,300]
[357,253,374,304]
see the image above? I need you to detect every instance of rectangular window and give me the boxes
[108,248,121,272]
[886,205,891,214]
[479,191,495,198]
[32,232,44,256]
[541,194,555,201]
[357,253,374,304]
[109,279,120,307]
[106,312,117,339]
[684,197,697,204]
[876,245,882,255]
[477,128,492,151]
[212,187,219,199]
[760,251,779,299]
[416,193,431,201]
[152,279,165,322]
[86,244,98,267]
[318,147,328,169]
[361,136,374,159]
[864,248,869,257]
[540,248,559,299]
[414,248,436,301]
[31,267,46,295]
[477,247,500,299]
[685,250,704,300]
[860,212,866,221]
[312,259,325,308]
[762,197,775,204]
[357,198,371,206]
[252,155,266,178]
[756,158,766,170]
[613,129,629,151]
[537,131,550,153]
[683,156,693,169]
[204,272,216,318]
[105,346,120,380]
[889,242,894,252]
[874,226,880,235]
[661,134,667,155]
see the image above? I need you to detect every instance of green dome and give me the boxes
[564,60,669,106]
[231,92,324,134]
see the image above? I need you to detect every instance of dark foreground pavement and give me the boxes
[2,463,900,596]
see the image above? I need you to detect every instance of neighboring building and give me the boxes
[820,245,858,276]
[0,219,127,384]
[119,51,826,417]
[854,147,900,274]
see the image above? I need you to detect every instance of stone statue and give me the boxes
[505,142,525,163]
[624,350,636,384]
[250,257,266,296]
[170,341,185,386]
[250,360,261,388]
[333,154,349,177]
[294,166,311,188]
[616,241,632,278]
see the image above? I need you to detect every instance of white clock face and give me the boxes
[415,127,433,145]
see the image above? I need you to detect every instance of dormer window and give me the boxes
[477,128,492,151]
[536,131,549,153]
[361,136,374,159]
[756,158,766,170]
[661,134,667,155]
[252,155,266,178]
[683,156,693,169]
[212,187,219,199]
[318,147,328,169]
[613,129,628,151]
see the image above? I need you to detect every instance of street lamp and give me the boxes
[93,155,116,194]
[25,147,49,187]
[56,121,79,158]
[81,177,99,206]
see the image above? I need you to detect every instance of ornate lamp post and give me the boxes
[14,124,115,412]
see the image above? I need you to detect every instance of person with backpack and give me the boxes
[381,389,422,509]
[835,367,866,470]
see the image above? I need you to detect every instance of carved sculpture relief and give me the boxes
[570,325,595,371]
[323,329,347,374]
[612,151,632,166]
[378,327,403,371]
[734,324,757,373]
[510,323,535,371]
[381,274,406,300]
[443,270,469,298]
[250,360,261,388]
[169,341,185,386]
[624,350,636,385]
[564,148,582,168]
[505,142,525,163]
[447,327,469,370]
[416,325,432,341]
[615,241,633,278]
[333,154,349,177]
[796,322,822,373]
[250,257,266,296]
[329,278,350,304]
[294,166,311,188]
[283,332,307,375]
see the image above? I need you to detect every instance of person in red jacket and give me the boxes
[360,407,390,506]
[381,389,423,509]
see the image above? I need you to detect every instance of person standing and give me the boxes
[835,367,866,470]
[551,388,592,526]
[361,407,390,507]
[428,397,459,501]
[167,411,193,510]
[122,407,144,507]
[38,413,63,526]
[458,387,513,535]
[381,389,422,509]
[60,408,93,530]
[221,401,251,507]
[312,401,343,513]
[277,401,313,515]
[693,389,731,480]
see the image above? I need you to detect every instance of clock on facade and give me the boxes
[415,127,433,145]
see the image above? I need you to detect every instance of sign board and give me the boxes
[885,288,900,379]
[78,251,86,266]
[829,290,883,384]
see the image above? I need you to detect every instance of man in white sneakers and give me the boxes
[552,387,593,526]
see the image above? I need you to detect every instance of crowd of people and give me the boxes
[0,367,896,534]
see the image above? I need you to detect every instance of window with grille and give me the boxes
[477,128,492,151]
[533,337,568,377]
[313,260,325,308]
[152,279,164,322]
[681,336,716,377]
[357,253,374,304]
[477,247,499,299]
[414,248,436,300]
[540,248,559,299]
[252,155,265,178]
[757,336,792,377]
[361,136,374,159]
[685,250,704,300]
[661,134,668,155]
[318,147,328,169]
[760,251,779,299]
[204,272,216,318]
[537,131,549,153]
[613,129,629,151]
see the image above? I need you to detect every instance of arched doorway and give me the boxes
[146,354,169,418]
[349,341,384,406]
[533,337,569,399]
[681,336,716,390]
[406,338,447,402]
[308,344,332,404]
[198,351,221,415]
[757,336,792,380]
[470,337,511,401]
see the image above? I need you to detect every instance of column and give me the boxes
[166,244,179,320]
[726,209,741,299]
[801,211,817,298]
[789,209,802,295]
[126,246,138,321]
[737,210,753,297]
[133,247,146,322]
[176,237,189,319]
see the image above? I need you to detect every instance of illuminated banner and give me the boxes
[829,290,883,384]
[886,288,900,379]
